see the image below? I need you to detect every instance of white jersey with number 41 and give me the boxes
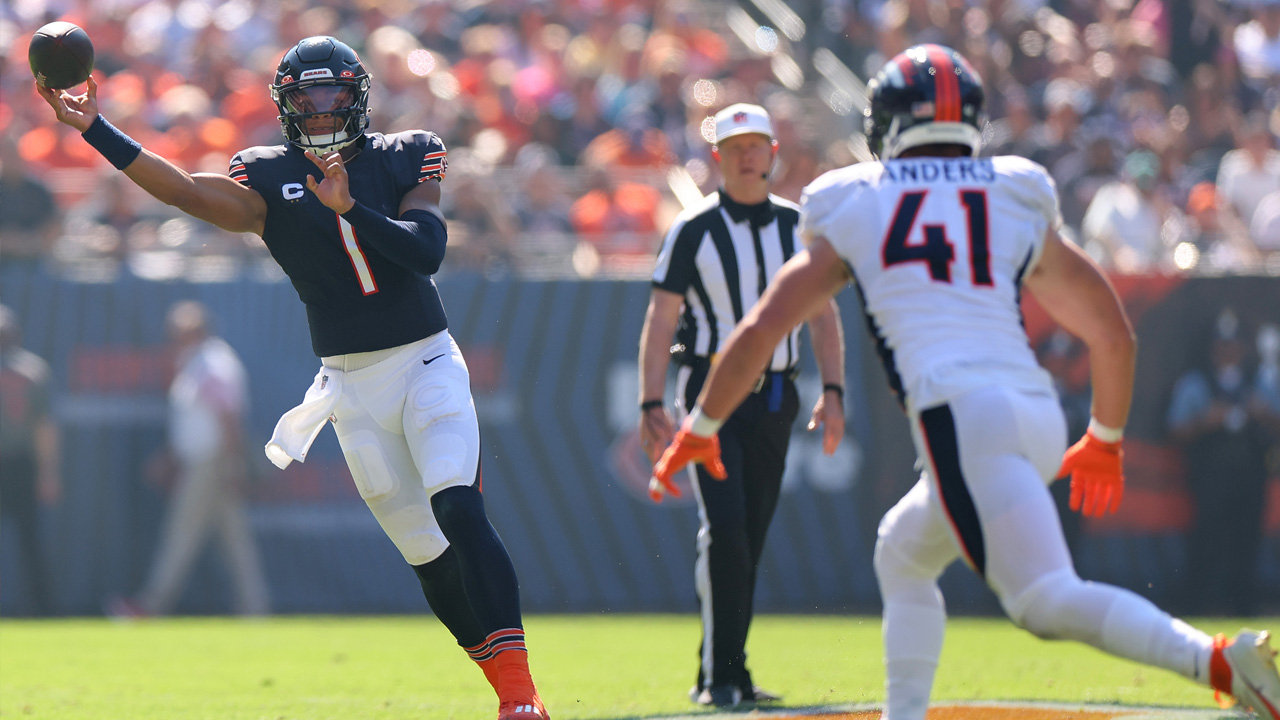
[799,155,1061,412]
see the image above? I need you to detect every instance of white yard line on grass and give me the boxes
[649,700,1240,720]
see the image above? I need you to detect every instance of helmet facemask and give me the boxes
[272,76,371,155]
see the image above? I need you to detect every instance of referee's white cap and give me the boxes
[713,103,774,143]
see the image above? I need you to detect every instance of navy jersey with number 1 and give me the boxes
[229,130,449,357]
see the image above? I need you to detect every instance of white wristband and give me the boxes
[685,407,724,437]
[1087,417,1124,443]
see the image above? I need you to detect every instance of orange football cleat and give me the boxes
[497,698,548,720]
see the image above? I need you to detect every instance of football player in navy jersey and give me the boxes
[39,36,548,720]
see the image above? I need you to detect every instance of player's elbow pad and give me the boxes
[339,201,447,276]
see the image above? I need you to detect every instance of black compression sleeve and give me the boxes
[339,201,448,275]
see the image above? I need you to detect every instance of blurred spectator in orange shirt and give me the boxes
[646,0,729,79]
[570,164,659,254]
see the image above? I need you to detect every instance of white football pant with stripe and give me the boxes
[874,384,1213,720]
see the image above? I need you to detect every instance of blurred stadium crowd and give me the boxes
[0,0,1278,279]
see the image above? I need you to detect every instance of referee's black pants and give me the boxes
[680,362,799,694]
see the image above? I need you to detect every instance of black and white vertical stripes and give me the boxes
[651,192,802,371]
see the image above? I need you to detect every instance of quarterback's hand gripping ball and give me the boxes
[648,428,727,503]
[1057,431,1125,518]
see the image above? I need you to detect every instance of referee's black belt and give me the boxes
[748,365,799,393]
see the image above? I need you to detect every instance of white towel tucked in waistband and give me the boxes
[264,367,343,469]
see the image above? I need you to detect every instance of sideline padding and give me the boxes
[648,701,1236,720]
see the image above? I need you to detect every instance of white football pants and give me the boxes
[875,384,1212,720]
[323,331,481,566]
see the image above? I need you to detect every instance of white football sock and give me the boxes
[883,598,946,720]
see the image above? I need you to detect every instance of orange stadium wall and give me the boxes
[0,266,1276,617]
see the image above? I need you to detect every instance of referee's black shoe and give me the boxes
[743,685,782,702]
[739,669,782,703]
[690,684,742,708]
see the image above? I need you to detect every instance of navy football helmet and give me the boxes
[270,36,371,154]
[864,44,985,159]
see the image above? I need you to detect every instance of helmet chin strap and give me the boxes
[298,129,355,155]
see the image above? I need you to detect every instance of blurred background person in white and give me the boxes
[1215,111,1280,245]
[1233,0,1280,84]
[112,301,269,617]
[1251,187,1280,255]
[1081,149,1172,271]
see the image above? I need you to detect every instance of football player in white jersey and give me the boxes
[651,44,1280,719]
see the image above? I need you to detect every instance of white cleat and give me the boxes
[1214,630,1280,719]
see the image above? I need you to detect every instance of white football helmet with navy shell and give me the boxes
[270,36,372,155]
[864,44,985,160]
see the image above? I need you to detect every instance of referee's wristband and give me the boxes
[823,384,844,402]
[640,399,664,412]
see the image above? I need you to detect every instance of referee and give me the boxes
[638,103,846,708]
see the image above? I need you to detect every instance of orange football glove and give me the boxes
[1057,431,1124,518]
[648,428,728,503]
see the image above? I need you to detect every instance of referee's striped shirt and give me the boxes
[651,190,802,372]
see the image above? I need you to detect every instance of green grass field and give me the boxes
[0,614,1267,719]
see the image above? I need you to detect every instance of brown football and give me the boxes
[29,21,94,90]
